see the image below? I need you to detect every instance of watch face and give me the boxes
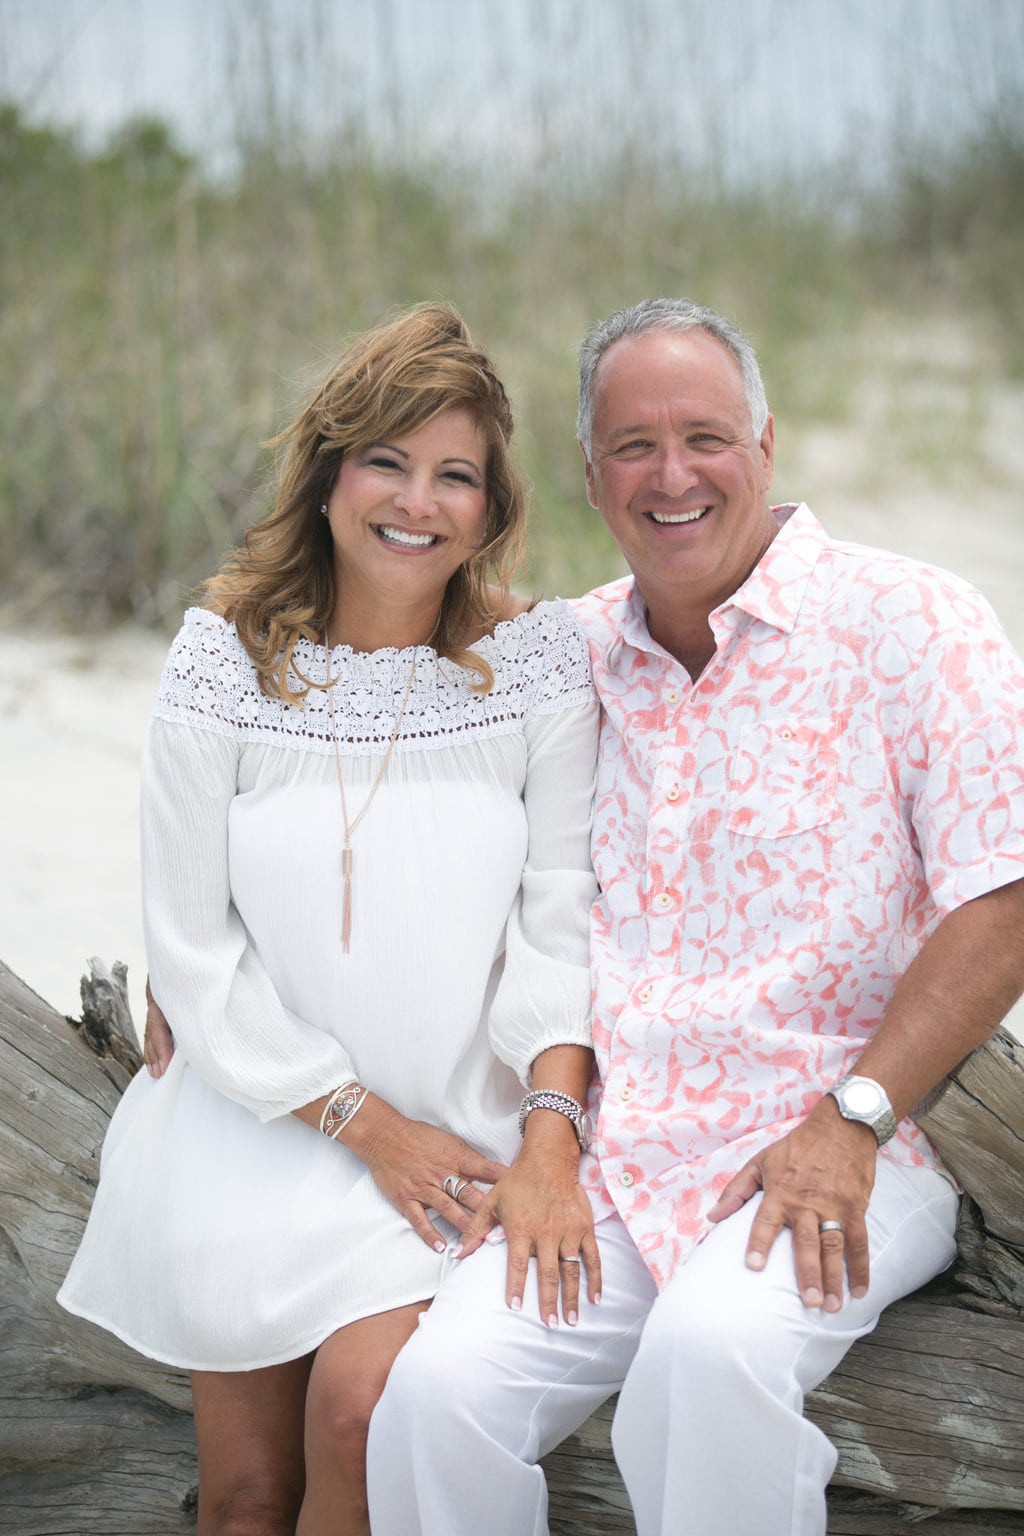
[844,1080,883,1115]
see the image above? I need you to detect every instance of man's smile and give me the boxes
[648,506,711,525]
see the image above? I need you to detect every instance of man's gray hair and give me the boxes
[576,298,770,455]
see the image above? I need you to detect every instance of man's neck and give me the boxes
[646,609,716,680]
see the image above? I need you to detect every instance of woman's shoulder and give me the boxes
[153,607,263,735]
[483,597,596,713]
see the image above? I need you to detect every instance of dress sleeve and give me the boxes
[141,620,359,1121]
[486,679,599,1084]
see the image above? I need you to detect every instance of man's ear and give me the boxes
[580,440,600,510]
[760,415,775,491]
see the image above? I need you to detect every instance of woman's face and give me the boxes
[326,408,490,618]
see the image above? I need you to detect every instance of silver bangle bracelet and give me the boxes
[319,1082,367,1139]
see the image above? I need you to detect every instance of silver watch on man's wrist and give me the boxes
[518,1089,592,1151]
[826,1073,898,1146]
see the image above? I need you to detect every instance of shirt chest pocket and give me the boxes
[726,717,840,839]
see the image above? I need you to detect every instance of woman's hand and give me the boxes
[143,979,176,1078]
[458,1119,601,1327]
[339,1095,509,1254]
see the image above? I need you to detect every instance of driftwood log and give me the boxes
[1,955,1022,1536]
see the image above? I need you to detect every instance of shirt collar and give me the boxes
[718,502,827,634]
[601,503,828,667]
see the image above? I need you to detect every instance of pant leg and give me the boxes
[612,1160,958,1536]
[367,1215,657,1536]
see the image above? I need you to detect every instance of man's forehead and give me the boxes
[592,330,748,435]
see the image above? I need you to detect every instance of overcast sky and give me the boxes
[4,0,1022,188]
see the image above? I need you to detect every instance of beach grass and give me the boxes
[2,21,1022,626]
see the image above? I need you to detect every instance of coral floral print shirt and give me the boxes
[572,503,1024,1289]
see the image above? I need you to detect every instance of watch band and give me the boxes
[827,1072,898,1146]
[518,1089,590,1149]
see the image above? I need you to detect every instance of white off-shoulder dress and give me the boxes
[58,600,598,1371]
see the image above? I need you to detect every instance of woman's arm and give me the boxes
[460,678,602,1323]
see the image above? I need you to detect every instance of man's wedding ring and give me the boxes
[818,1220,845,1234]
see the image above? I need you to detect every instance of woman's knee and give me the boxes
[198,1479,302,1536]
[305,1371,383,1473]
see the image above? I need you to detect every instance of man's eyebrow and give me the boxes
[603,423,653,443]
[603,415,733,443]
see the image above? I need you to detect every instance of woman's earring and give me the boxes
[320,504,329,518]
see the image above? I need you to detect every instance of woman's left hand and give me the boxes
[457,1135,600,1327]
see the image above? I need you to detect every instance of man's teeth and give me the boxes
[651,507,710,525]
[378,525,438,547]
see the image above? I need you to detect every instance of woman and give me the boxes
[59,303,601,1536]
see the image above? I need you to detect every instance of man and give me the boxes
[387,299,1024,1533]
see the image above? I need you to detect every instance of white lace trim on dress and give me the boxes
[152,600,595,756]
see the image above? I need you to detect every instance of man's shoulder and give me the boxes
[817,535,989,614]
[570,577,635,639]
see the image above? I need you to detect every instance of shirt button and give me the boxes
[638,986,652,1002]
[779,727,793,740]
[621,1086,634,1100]
[654,892,672,910]
[665,784,680,802]
[620,1171,634,1187]
[666,689,680,704]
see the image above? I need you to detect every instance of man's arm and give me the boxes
[708,876,1024,1311]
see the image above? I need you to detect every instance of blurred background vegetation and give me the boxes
[1,0,1022,628]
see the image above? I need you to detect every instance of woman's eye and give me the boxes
[443,470,478,486]
[368,455,401,471]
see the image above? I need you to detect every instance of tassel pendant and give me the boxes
[341,844,354,952]
[325,641,416,955]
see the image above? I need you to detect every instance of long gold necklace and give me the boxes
[324,639,417,952]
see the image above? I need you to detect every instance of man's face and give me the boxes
[582,328,776,618]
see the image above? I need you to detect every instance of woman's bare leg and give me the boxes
[191,1355,313,1536]
[297,1301,430,1536]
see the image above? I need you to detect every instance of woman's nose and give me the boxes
[392,474,436,518]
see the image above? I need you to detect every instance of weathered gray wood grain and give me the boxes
[2,958,1022,1536]
[0,958,197,1532]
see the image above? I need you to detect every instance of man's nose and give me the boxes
[652,443,698,496]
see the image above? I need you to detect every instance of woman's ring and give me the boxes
[818,1220,845,1234]
[443,1175,469,1202]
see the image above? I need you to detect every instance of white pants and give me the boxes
[366,1160,957,1536]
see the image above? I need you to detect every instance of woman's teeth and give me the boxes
[377,525,438,547]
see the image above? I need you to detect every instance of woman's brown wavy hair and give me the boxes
[203,302,529,700]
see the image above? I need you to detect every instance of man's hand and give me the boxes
[707,1096,877,1311]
